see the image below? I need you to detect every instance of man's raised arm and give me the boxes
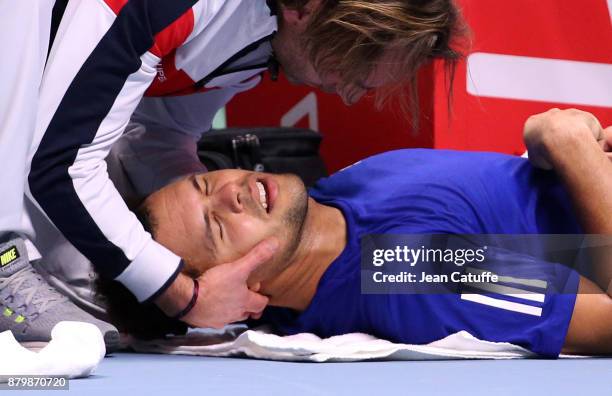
[523,108,612,294]
[524,109,612,233]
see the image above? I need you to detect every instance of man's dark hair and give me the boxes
[95,204,187,340]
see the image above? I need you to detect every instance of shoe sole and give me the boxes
[20,341,49,352]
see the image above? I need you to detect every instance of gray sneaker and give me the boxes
[0,237,120,353]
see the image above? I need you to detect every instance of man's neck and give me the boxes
[261,198,347,311]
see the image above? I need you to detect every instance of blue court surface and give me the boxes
[27,352,612,395]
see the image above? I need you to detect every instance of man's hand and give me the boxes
[597,126,612,161]
[156,237,279,328]
[523,108,604,170]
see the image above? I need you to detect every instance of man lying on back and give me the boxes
[99,109,612,357]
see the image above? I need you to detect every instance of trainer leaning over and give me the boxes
[0,0,465,343]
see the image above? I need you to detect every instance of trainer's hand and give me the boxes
[523,108,604,170]
[181,237,278,328]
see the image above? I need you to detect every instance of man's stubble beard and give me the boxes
[268,174,309,277]
[281,176,309,264]
[252,175,309,283]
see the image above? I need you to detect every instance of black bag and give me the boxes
[197,127,328,187]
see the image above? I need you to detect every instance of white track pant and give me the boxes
[0,2,101,310]
[0,1,54,243]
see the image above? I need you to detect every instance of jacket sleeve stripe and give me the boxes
[29,0,197,292]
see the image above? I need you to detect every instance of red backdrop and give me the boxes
[227,0,612,173]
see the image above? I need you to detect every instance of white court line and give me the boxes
[467,267,548,290]
[461,294,543,317]
[467,52,612,108]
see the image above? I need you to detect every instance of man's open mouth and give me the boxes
[255,181,268,211]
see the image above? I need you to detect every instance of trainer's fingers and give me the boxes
[245,290,269,314]
[234,238,279,279]
[249,282,262,292]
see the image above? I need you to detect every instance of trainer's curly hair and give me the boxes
[277,0,468,121]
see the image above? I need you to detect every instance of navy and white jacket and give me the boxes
[29,0,278,302]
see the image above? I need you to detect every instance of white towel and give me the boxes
[129,326,541,362]
[0,321,105,379]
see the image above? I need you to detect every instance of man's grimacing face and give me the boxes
[143,170,309,277]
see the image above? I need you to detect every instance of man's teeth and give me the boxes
[256,181,268,210]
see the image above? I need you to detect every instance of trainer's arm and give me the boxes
[29,0,276,327]
[31,0,196,305]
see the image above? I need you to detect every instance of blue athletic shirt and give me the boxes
[261,149,581,358]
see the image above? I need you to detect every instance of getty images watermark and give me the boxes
[360,234,606,295]
[370,243,495,284]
